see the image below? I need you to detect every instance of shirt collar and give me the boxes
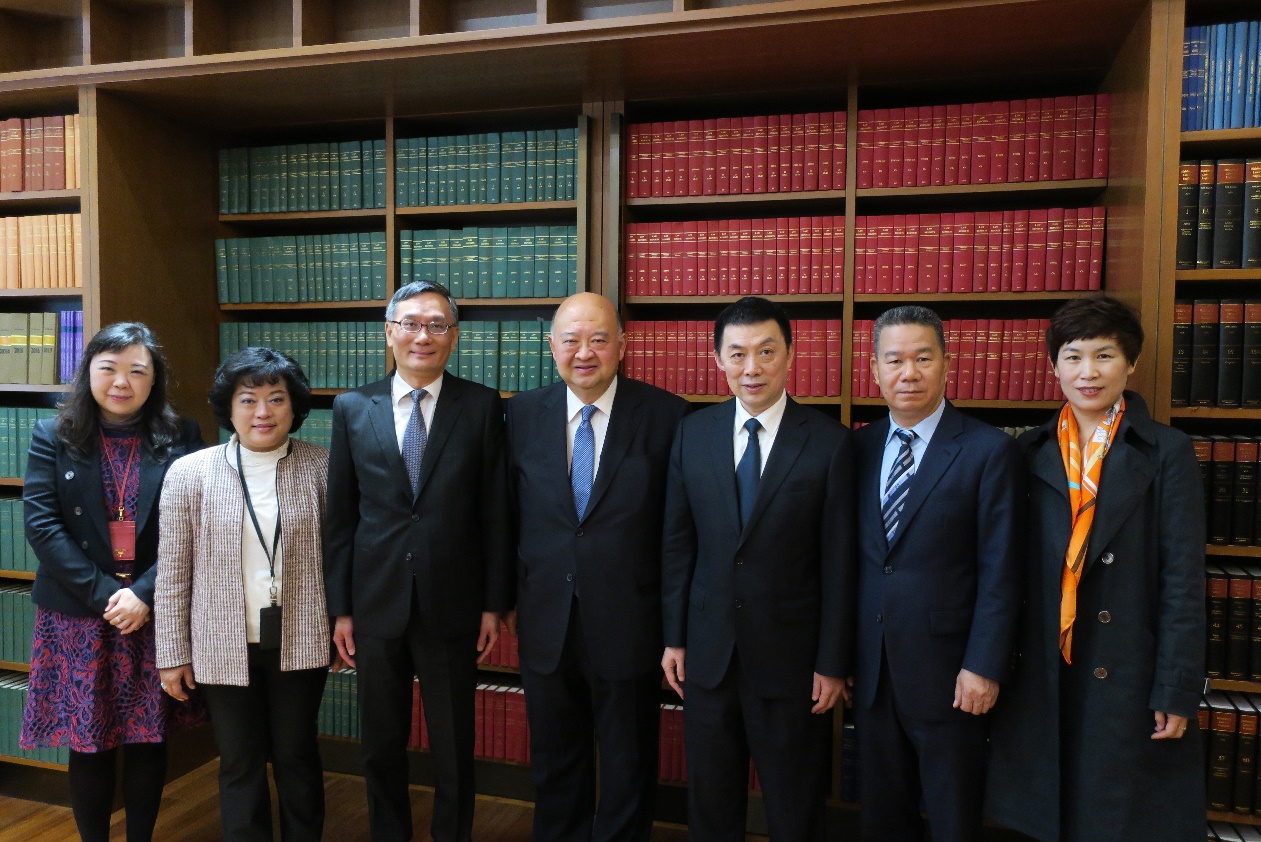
[885,397,946,446]
[735,389,789,435]
[393,371,444,406]
[566,376,618,423]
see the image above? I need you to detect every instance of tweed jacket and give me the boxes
[155,437,330,685]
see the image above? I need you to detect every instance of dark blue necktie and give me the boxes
[736,417,762,529]
[881,428,915,541]
[572,404,596,520]
[402,388,428,494]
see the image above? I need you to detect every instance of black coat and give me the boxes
[25,417,204,616]
[985,392,1205,842]
[507,377,688,681]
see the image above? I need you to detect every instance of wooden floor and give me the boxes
[0,759,710,841]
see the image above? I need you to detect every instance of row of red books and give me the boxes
[408,680,532,763]
[623,217,844,297]
[0,115,80,193]
[851,318,1065,403]
[481,621,520,668]
[855,94,1110,188]
[853,207,1106,294]
[0,214,82,290]
[657,704,761,791]
[625,112,847,198]
[624,319,843,398]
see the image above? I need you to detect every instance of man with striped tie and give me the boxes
[852,305,1023,842]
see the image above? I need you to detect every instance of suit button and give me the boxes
[1093,667,1108,679]
[566,573,573,582]
[735,600,744,609]
[411,514,419,522]
[736,556,744,565]
[1100,552,1114,565]
[81,540,89,549]
[576,529,584,537]
[884,565,893,574]
[876,613,883,623]
[405,552,413,561]
[65,471,74,480]
[74,507,82,516]
[1098,610,1112,623]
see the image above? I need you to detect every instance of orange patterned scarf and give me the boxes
[1056,396,1125,663]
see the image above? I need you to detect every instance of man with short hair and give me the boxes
[324,280,511,842]
[661,295,855,841]
[852,304,1022,842]
[506,291,688,842]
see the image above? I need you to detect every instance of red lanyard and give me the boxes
[100,431,140,521]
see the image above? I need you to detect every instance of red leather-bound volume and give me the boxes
[778,115,794,192]
[972,102,992,185]
[0,118,22,193]
[887,107,905,189]
[681,221,699,296]
[715,117,733,195]
[952,212,974,293]
[832,110,847,186]
[43,116,66,192]
[943,320,959,400]
[673,121,690,197]
[944,103,962,186]
[853,216,869,293]
[1007,98,1026,183]
[1011,209,1030,291]
[735,218,752,293]
[1073,209,1091,291]
[774,217,789,294]
[1026,209,1048,291]
[875,216,894,294]
[687,119,704,196]
[738,117,757,194]
[804,112,821,192]
[649,121,666,197]
[891,213,907,294]
[752,115,770,193]
[765,114,782,194]
[825,319,842,397]
[985,211,1004,293]
[1093,94,1111,179]
[914,105,932,187]
[1022,98,1041,182]
[23,118,43,192]
[937,212,955,293]
[716,219,732,296]
[809,319,827,396]
[872,108,891,188]
[930,105,947,186]
[701,118,718,196]
[809,216,825,294]
[1089,206,1105,290]
[817,216,833,294]
[958,319,978,399]
[1037,98,1056,181]
[958,102,975,185]
[625,123,642,198]
[1073,94,1094,180]
[857,109,875,189]
[999,210,1015,292]
[1007,319,1028,400]
[661,121,678,197]
[1045,207,1065,291]
[989,100,1009,184]
[681,320,695,395]
[904,214,920,294]
[623,223,641,296]
[1051,95,1076,180]
[664,320,679,394]
[918,213,940,293]
[788,113,805,192]
[817,112,834,191]
[983,319,1002,400]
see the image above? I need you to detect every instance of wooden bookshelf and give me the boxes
[627,294,845,305]
[0,755,65,772]
[853,292,1083,303]
[0,479,24,488]
[851,398,1063,410]
[1210,679,1261,694]
[1207,810,1261,828]
[0,570,34,580]
[0,385,70,394]
[221,300,389,311]
[0,288,83,298]
[397,200,577,216]
[1170,407,1261,420]
[1206,545,1261,558]
[219,209,387,223]
[0,661,28,674]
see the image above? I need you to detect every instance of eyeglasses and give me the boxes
[388,319,454,335]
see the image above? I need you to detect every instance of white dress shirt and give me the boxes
[732,390,789,475]
[392,371,443,452]
[878,397,946,499]
[566,376,618,474]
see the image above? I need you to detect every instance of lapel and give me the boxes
[708,400,742,538]
[540,384,576,522]
[1082,425,1155,576]
[366,378,413,495]
[860,416,892,550]
[583,381,644,523]
[740,398,807,541]
[886,403,963,552]
[133,449,164,535]
[414,375,466,501]
[74,447,111,549]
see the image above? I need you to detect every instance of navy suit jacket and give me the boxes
[323,373,512,639]
[661,397,856,699]
[507,377,688,681]
[853,401,1023,721]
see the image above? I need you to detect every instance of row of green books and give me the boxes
[318,668,361,740]
[218,141,387,214]
[0,408,55,478]
[445,320,559,392]
[0,586,32,664]
[218,323,386,391]
[214,233,388,304]
[394,128,579,207]
[400,226,578,300]
[0,672,67,765]
[0,499,36,574]
[218,408,333,452]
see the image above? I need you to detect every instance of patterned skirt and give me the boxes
[20,606,206,753]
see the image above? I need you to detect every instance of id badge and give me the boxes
[259,605,283,650]
[108,520,136,561]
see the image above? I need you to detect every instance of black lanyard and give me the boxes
[236,440,284,606]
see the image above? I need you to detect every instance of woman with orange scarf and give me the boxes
[985,296,1205,841]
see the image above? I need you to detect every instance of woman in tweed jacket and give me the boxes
[155,347,331,841]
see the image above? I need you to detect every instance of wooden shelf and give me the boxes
[1175,270,1261,282]
[626,189,845,208]
[1207,809,1261,827]
[1209,679,1261,694]
[0,384,70,393]
[1206,545,1261,558]
[0,287,82,298]
[854,292,1083,303]
[856,179,1108,199]
[0,661,29,673]
[1181,127,1261,144]
[626,294,844,305]
[478,663,521,675]
[1170,407,1261,420]
[456,298,568,307]
[397,200,578,216]
[676,394,838,404]
[311,388,352,396]
[222,300,388,311]
[851,398,1063,409]
[0,570,35,580]
[0,755,66,772]
[219,209,386,223]
[0,478,24,487]
[0,189,80,210]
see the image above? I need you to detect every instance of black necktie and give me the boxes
[736,417,762,529]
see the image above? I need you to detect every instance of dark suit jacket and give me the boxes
[26,417,204,616]
[507,377,688,682]
[323,374,512,639]
[661,397,855,699]
[853,401,1022,721]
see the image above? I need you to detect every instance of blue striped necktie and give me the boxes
[881,428,915,542]
[572,404,597,520]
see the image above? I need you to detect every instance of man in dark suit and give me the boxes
[324,280,512,842]
[852,304,1022,842]
[661,296,855,842]
[505,292,688,842]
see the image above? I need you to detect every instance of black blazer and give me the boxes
[661,397,855,698]
[323,373,512,639]
[852,401,1022,721]
[25,417,204,617]
[507,377,688,682]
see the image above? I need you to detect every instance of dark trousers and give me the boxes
[853,658,989,842]
[67,743,167,842]
[520,598,660,842]
[356,608,479,842]
[201,645,328,842]
[683,653,830,842]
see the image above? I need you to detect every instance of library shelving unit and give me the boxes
[0,0,1182,835]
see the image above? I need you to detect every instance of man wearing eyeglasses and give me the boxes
[324,280,512,842]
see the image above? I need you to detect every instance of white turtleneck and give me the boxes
[230,436,286,644]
